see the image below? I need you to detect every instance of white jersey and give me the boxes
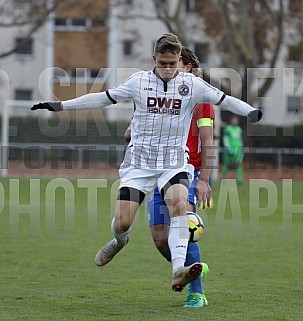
[62,69,255,170]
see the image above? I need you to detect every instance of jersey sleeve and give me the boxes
[62,72,139,111]
[193,77,257,116]
[194,104,215,128]
[106,72,139,104]
[193,78,226,106]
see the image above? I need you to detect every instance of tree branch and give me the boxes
[260,0,278,24]
[218,0,239,68]
[0,20,34,28]
[257,0,284,99]
[0,0,67,59]
[153,0,188,46]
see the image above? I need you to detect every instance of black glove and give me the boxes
[248,109,262,123]
[31,102,63,112]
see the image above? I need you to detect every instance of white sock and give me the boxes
[111,218,131,245]
[168,216,189,275]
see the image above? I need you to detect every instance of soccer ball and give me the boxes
[187,211,204,243]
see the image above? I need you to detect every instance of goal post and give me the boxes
[0,99,129,177]
[1,99,9,177]
[0,99,50,177]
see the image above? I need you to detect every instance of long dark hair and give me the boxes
[181,46,201,77]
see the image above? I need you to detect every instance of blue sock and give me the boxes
[185,242,203,294]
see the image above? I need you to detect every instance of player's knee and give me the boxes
[163,186,188,216]
[113,216,131,232]
[167,193,187,216]
[173,199,187,216]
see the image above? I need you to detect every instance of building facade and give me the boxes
[0,0,53,108]
[0,0,302,125]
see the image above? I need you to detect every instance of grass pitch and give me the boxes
[0,178,303,321]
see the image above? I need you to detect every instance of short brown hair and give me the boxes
[154,33,182,55]
[181,47,201,77]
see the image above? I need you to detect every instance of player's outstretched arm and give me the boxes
[219,95,262,123]
[31,72,139,112]
[31,92,115,112]
[31,102,62,112]
[194,79,263,123]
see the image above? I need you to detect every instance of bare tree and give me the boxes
[0,0,81,59]
[151,0,296,105]
[2,0,301,105]
[153,0,189,46]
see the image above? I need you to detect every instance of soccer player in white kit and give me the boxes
[32,33,262,291]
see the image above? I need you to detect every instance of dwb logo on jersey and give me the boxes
[147,97,181,115]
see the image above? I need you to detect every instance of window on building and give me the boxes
[92,17,105,28]
[194,43,209,64]
[14,89,32,101]
[125,0,134,5]
[287,96,302,114]
[55,17,67,26]
[15,38,33,55]
[71,17,86,27]
[69,68,87,79]
[90,69,104,79]
[55,16,106,31]
[123,40,133,58]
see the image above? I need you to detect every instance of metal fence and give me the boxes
[1,143,303,177]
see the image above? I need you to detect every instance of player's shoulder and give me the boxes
[177,71,197,81]
[128,70,149,79]
[178,72,204,82]
[178,72,216,89]
[177,72,206,89]
[225,124,233,132]
[124,70,154,81]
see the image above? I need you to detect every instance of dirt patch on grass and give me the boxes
[5,161,302,181]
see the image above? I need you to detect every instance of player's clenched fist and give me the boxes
[31,102,63,112]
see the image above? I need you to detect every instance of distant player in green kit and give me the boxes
[221,115,243,183]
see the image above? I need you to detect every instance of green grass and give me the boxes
[0,178,303,321]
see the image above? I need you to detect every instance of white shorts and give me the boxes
[118,163,194,201]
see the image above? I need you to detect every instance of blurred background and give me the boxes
[0,0,303,179]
